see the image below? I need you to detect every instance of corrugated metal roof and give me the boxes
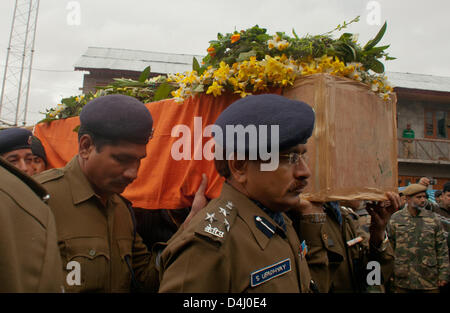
[74,48,450,93]
[386,71,450,93]
[74,47,204,74]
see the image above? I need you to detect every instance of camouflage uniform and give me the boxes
[389,205,449,291]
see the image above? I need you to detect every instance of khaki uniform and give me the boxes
[34,156,159,292]
[389,206,449,291]
[159,183,313,293]
[297,204,394,293]
[0,157,63,292]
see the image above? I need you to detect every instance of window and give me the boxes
[424,109,449,139]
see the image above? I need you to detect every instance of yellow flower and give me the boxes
[277,41,290,51]
[268,40,277,50]
[206,81,223,97]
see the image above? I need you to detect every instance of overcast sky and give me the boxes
[1,0,449,125]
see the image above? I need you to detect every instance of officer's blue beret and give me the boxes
[30,136,47,165]
[0,127,32,155]
[80,94,153,144]
[213,94,315,157]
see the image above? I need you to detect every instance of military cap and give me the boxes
[80,94,153,144]
[403,184,427,196]
[30,136,47,165]
[0,127,32,155]
[213,94,315,157]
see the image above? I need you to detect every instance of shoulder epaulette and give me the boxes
[341,206,359,221]
[34,168,65,184]
[194,198,237,245]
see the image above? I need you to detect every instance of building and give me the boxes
[389,72,450,190]
[74,47,203,94]
[74,47,450,190]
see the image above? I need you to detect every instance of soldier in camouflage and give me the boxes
[389,184,449,293]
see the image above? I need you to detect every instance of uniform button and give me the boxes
[89,249,96,256]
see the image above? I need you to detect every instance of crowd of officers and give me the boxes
[0,94,448,293]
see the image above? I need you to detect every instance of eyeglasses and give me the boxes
[279,152,308,165]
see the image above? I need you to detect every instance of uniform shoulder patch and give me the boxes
[34,168,65,184]
[194,198,238,245]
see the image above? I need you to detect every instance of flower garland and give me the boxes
[168,54,393,103]
[169,19,395,102]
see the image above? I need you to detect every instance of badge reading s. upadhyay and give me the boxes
[250,259,291,287]
[204,224,224,238]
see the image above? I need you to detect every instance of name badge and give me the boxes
[250,258,291,287]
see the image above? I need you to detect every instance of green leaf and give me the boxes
[385,56,397,61]
[193,57,201,72]
[292,28,299,40]
[139,66,151,82]
[256,34,270,42]
[363,22,387,51]
[370,59,385,73]
[365,44,390,55]
[339,33,353,41]
[343,43,357,60]
[236,50,257,62]
[153,82,175,101]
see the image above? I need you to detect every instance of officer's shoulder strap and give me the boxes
[340,206,359,221]
[194,197,238,246]
[34,168,65,184]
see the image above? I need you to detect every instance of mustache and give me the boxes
[288,180,308,192]
[112,178,135,187]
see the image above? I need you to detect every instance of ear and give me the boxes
[228,157,249,184]
[78,134,95,160]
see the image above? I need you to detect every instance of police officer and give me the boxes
[389,183,448,293]
[0,156,63,292]
[30,135,48,174]
[0,127,35,176]
[159,94,316,292]
[34,94,160,292]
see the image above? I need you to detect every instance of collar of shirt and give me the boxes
[324,201,343,225]
[403,204,425,217]
[220,183,290,249]
[64,156,118,207]
[250,199,287,232]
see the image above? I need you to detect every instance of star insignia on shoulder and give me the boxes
[205,212,217,223]
[224,218,230,232]
[226,201,234,210]
[219,207,229,217]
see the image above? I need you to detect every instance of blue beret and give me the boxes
[80,94,153,144]
[0,128,32,155]
[213,94,315,157]
[30,136,47,165]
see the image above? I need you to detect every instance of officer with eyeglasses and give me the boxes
[158,94,318,292]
